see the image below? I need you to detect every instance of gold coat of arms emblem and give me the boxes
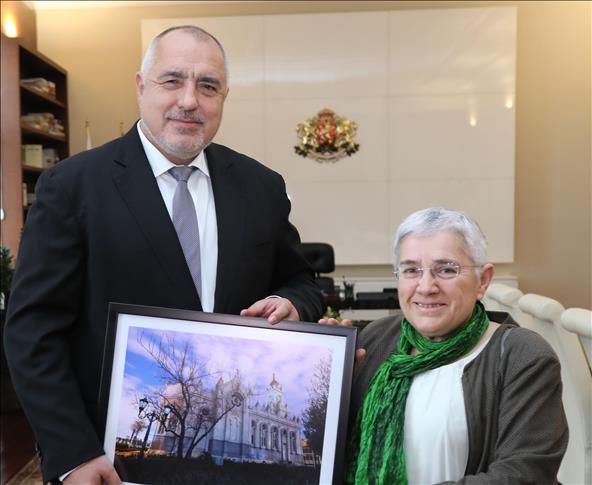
[294,108,360,162]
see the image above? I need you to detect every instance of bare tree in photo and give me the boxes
[137,331,244,459]
[301,357,331,457]
[184,389,244,458]
[129,419,146,445]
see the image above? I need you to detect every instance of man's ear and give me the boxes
[477,263,495,300]
[135,72,145,97]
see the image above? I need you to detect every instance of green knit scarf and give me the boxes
[345,302,489,485]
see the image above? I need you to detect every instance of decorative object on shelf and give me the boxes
[21,112,65,138]
[43,148,59,168]
[294,108,360,163]
[20,77,56,98]
[343,279,355,302]
[21,144,43,168]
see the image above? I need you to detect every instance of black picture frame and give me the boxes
[99,303,357,485]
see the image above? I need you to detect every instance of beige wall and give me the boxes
[33,1,591,308]
[513,1,591,309]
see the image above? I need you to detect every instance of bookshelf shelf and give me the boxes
[21,164,45,174]
[21,124,67,142]
[20,83,67,109]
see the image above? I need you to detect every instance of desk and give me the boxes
[325,289,399,323]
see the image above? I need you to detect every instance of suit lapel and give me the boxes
[206,144,246,313]
[111,128,201,307]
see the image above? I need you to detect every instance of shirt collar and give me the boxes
[136,120,210,178]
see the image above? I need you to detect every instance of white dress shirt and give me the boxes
[137,122,218,312]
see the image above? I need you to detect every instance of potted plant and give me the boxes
[1,245,20,413]
[0,245,15,313]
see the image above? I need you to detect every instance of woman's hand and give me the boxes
[318,317,352,326]
[318,317,366,364]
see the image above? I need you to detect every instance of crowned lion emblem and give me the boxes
[294,108,360,163]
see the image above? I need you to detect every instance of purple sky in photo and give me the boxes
[116,325,333,440]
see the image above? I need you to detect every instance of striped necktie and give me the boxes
[169,166,202,298]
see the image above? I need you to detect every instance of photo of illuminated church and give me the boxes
[149,370,305,465]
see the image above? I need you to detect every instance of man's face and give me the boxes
[136,30,228,164]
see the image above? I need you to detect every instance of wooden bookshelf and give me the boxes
[0,34,69,258]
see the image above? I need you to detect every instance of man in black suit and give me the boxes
[4,25,324,484]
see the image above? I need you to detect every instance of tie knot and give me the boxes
[169,165,196,183]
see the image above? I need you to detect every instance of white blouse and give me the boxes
[403,337,490,485]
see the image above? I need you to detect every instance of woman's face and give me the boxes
[397,232,494,341]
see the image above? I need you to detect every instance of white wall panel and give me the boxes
[214,99,265,163]
[389,94,515,180]
[142,6,516,265]
[389,7,517,95]
[288,181,391,265]
[263,12,389,99]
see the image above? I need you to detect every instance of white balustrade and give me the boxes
[518,294,591,485]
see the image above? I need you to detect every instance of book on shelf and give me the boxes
[21,144,44,168]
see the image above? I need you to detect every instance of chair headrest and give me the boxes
[300,242,335,274]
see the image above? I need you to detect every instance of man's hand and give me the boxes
[318,317,366,365]
[240,297,299,324]
[63,455,121,485]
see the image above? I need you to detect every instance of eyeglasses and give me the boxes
[393,262,481,281]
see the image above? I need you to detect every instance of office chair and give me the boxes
[299,242,336,297]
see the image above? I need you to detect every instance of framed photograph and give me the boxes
[99,303,357,485]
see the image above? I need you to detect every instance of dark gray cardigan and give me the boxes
[350,311,569,485]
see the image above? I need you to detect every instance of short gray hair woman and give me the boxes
[341,207,568,484]
[393,207,487,270]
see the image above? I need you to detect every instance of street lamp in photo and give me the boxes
[138,397,172,459]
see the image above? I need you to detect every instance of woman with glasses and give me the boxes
[324,207,567,485]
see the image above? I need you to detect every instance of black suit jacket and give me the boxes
[4,127,324,480]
